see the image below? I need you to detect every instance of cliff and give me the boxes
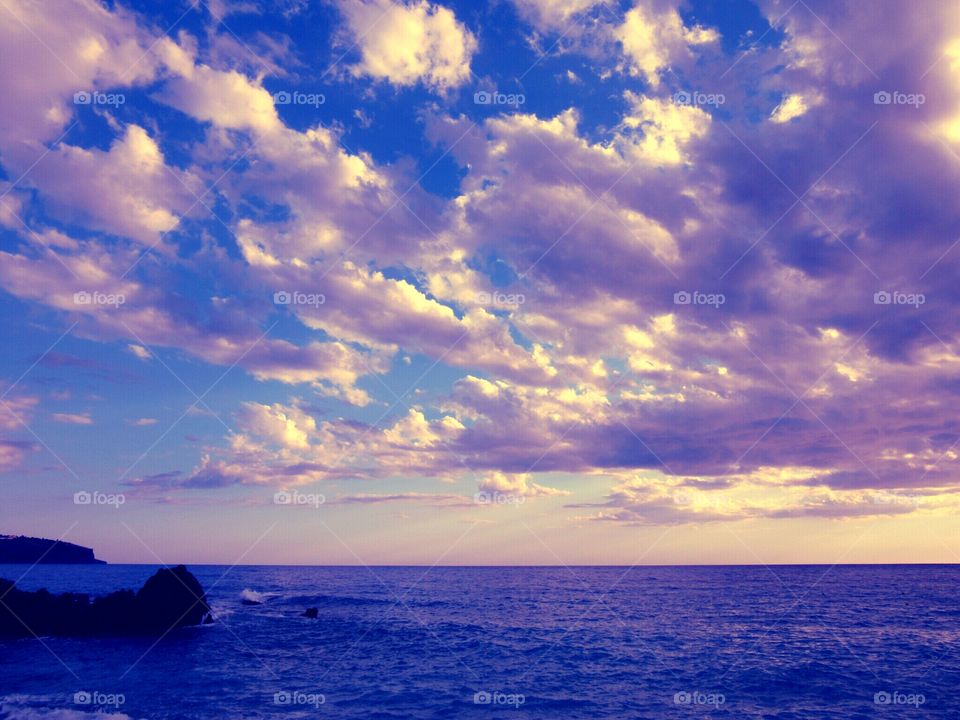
[0,535,106,564]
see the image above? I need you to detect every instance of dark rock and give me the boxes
[134,565,211,631]
[240,598,262,606]
[302,607,319,619]
[0,535,105,564]
[0,565,211,637]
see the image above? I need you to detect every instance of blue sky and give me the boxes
[1,0,960,564]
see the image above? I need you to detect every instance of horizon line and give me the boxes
[71,561,960,568]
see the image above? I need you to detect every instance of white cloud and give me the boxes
[0,0,165,152]
[615,3,718,85]
[52,412,93,425]
[128,344,152,360]
[160,64,281,133]
[238,402,316,450]
[770,93,810,123]
[478,471,569,498]
[619,92,711,166]
[340,0,477,92]
[28,125,199,245]
[511,0,605,31]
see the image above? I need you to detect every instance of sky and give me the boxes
[1,0,960,565]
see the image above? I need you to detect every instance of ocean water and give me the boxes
[0,565,957,719]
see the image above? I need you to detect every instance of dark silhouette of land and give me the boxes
[0,535,105,564]
[0,565,211,637]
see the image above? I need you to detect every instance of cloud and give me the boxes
[330,492,468,505]
[0,0,168,152]
[615,2,718,86]
[339,0,477,91]
[160,63,281,132]
[28,125,200,245]
[0,440,36,472]
[511,0,607,32]
[129,401,468,490]
[128,344,152,361]
[619,92,711,166]
[0,395,39,431]
[51,412,93,425]
[568,469,933,525]
[478,471,569,498]
[770,93,809,123]
[237,401,316,450]
[0,238,387,405]
[3,0,960,544]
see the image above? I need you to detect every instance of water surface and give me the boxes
[0,565,955,718]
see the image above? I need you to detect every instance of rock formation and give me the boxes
[0,565,211,637]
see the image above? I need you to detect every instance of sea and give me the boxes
[0,564,957,719]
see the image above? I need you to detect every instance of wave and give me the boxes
[0,703,134,720]
[239,588,265,604]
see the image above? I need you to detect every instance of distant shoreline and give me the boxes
[0,535,105,564]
